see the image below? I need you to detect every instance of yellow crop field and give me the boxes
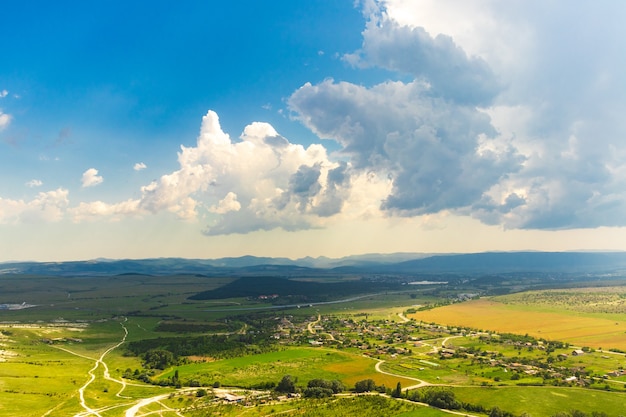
[408,298,626,350]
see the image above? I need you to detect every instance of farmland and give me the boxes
[1,267,626,416]
[409,289,626,350]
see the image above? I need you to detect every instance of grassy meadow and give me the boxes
[450,386,626,417]
[157,346,416,389]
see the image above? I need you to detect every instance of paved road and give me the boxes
[200,291,411,312]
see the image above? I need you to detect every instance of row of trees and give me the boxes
[275,375,403,398]
[274,375,345,398]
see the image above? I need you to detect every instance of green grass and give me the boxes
[450,385,626,416]
[157,346,417,390]
[177,395,452,417]
[160,347,348,387]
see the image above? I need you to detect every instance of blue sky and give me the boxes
[1,0,626,261]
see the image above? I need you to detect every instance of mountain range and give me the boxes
[2,251,626,277]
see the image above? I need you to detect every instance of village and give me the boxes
[266,310,626,390]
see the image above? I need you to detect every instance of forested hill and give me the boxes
[188,276,402,302]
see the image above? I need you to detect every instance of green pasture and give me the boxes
[449,385,626,417]
[158,347,415,389]
[0,320,166,416]
[0,328,88,416]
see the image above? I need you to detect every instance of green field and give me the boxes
[450,386,626,417]
[157,347,416,389]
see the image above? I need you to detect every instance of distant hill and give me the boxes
[1,251,625,276]
[188,276,402,301]
[368,251,626,274]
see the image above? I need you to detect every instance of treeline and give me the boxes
[272,375,346,398]
[154,320,236,333]
[126,333,276,365]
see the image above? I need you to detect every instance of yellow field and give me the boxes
[408,298,626,350]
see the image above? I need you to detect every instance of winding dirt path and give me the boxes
[307,314,321,334]
[52,320,130,417]
[374,359,429,390]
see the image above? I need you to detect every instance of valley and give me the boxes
[1,255,626,416]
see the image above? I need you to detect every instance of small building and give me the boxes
[572,349,585,356]
[221,393,245,402]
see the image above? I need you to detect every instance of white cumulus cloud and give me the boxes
[69,199,142,222]
[133,162,147,171]
[0,90,11,131]
[210,192,241,214]
[0,188,69,224]
[26,179,43,188]
[138,110,359,231]
[81,168,103,188]
[0,111,11,131]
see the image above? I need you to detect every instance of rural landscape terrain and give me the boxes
[1,252,626,417]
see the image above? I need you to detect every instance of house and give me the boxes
[222,393,245,402]
[572,349,585,356]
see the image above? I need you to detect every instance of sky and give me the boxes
[1,0,626,262]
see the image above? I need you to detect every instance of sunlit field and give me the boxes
[409,292,626,350]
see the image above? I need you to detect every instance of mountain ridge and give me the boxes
[1,251,626,276]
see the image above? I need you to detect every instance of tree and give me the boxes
[330,379,345,394]
[143,349,175,370]
[421,388,461,410]
[276,375,296,393]
[354,379,377,393]
[392,382,402,398]
[490,407,505,417]
[307,378,345,394]
[303,386,333,398]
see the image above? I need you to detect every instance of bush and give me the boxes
[416,387,461,410]
[303,387,334,398]
[307,378,344,393]
[276,375,296,393]
[354,379,377,393]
